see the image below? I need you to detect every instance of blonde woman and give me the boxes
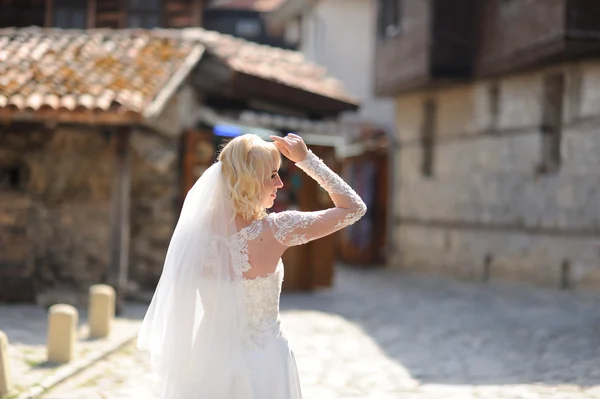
[138,133,366,399]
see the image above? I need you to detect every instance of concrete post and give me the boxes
[47,304,78,364]
[88,284,116,339]
[0,331,13,397]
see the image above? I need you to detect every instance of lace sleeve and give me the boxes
[267,151,367,247]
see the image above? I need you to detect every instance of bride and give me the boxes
[138,133,367,398]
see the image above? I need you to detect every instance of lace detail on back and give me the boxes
[228,220,286,349]
[229,220,263,274]
[242,260,285,349]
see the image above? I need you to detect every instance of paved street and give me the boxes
[41,265,600,398]
[2,301,144,394]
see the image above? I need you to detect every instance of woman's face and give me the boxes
[260,168,284,209]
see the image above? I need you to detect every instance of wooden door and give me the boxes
[278,157,312,291]
[339,151,389,265]
[278,146,338,291]
[180,129,215,203]
[308,146,337,288]
[338,151,388,265]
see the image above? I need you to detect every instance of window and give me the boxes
[310,14,327,64]
[489,83,500,131]
[128,0,161,29]
[539,73,565,174]
[235,19,262,39]
[377,0,401,39]
[53,0,87,29]
[283,18,301,46]
[567,67,583,122]
[421,98,437,177]
[0,162,28,191]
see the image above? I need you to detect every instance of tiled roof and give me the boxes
[0,27,204,119]
[0,27,358,122]
[207,0,284,12]
[179,28,359,106]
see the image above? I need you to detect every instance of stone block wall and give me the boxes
[0,126,113,302]
[0,124,179,303]
[392,60,600,291]
[129,129,179,290]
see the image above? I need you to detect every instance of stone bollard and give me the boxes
[47,304,78,364]
[88,284,116,339]
[0,330,13,397]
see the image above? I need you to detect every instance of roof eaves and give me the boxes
[0,108,144,126]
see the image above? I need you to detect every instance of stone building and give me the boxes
[374,0,600,291]
[0,27,358,304]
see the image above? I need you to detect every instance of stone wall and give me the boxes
[0,125,113,303]
[129,129,179,290]
[392,60,600,291]
[0,124,180,303]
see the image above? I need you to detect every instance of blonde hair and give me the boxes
[218,134,281,221]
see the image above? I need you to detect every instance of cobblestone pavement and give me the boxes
[41,265,600,398]
[1,302,145,394]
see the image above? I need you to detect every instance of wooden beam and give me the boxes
[88,0,97,28]
[193,0,203,26]
[44,0,53,27]
[119,0,127,28]
[0,110,142,125]
[108,127,132,314]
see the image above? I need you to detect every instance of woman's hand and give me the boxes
[270,133,309,163]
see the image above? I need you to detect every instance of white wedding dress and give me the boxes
[139,151,366,399]
[236,256,299,398]
[220,151,367,398]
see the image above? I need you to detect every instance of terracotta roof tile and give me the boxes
[0,27,358,121]
[0,27,201,116]
[178,28,359,106]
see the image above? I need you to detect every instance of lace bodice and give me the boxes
[228,151,367,349]
[229,220,285,349]
[242,257,285,349]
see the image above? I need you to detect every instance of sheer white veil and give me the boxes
[138,161,251,398]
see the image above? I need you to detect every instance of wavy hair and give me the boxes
[218,134,281,221]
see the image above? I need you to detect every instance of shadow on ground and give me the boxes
[281,264,600,388]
